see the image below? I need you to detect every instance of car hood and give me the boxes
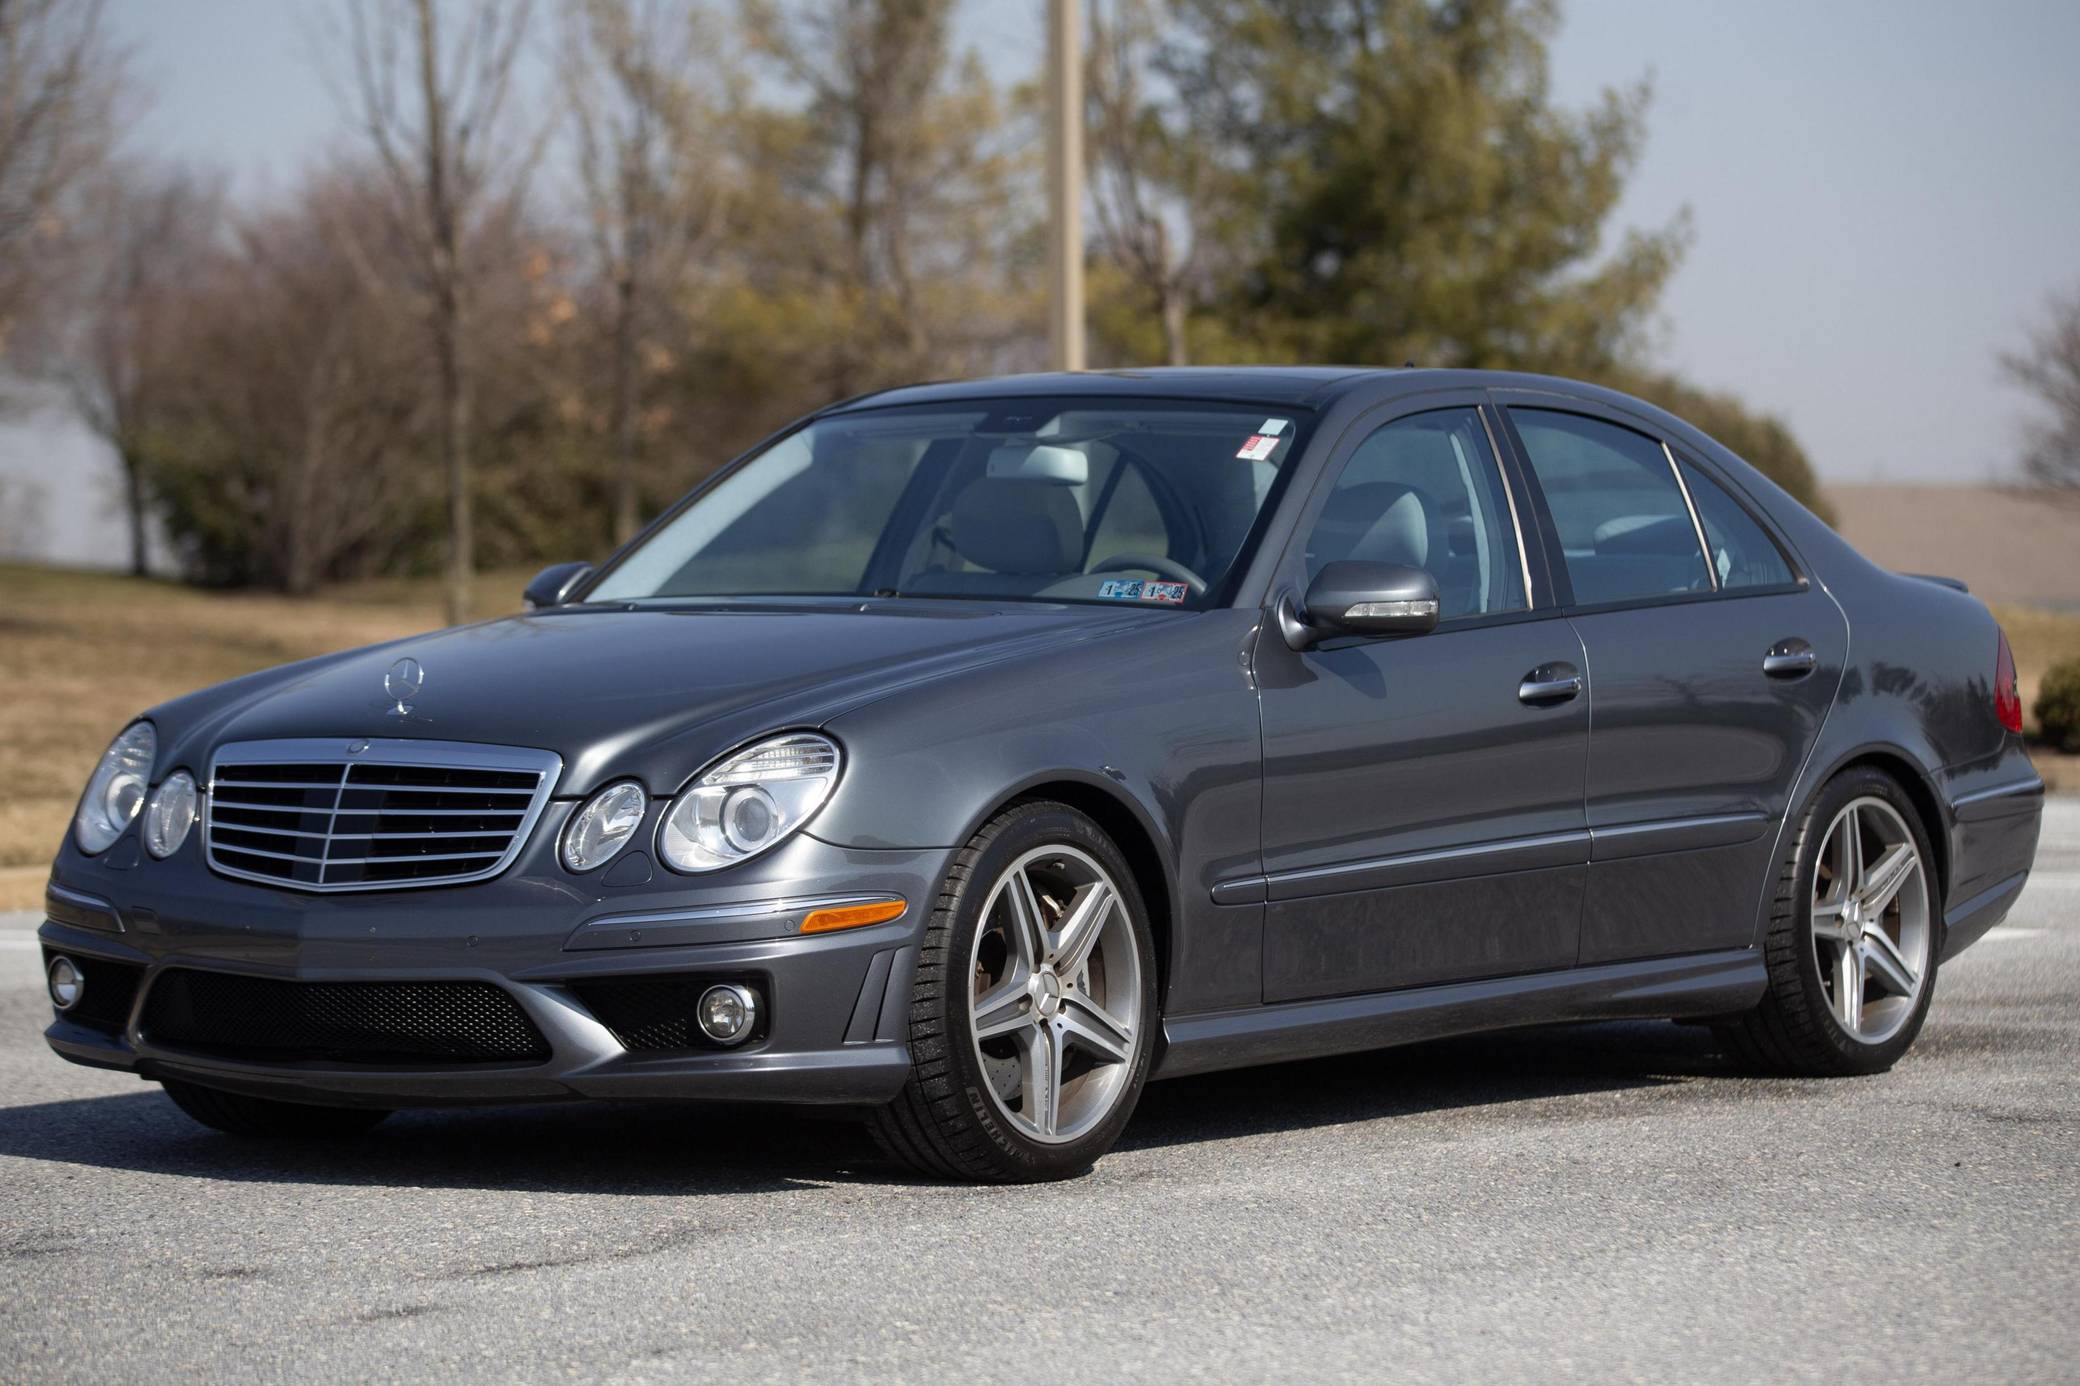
[149,601,1154,796]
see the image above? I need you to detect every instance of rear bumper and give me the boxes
[37,833,952,1110]
[1939,770,2044,962]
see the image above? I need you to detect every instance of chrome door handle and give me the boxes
[1764,639,1817,679]
[1518,662,1583,705]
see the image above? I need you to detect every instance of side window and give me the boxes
[1680,460,1795,591]
[1509,409,1712,606]
[1304,407,1526,621]
[1086,463,1169,570]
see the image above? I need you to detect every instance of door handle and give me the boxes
[1518,662,1583,705]
[1763,638,1817,679]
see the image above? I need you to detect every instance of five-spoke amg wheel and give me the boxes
[873,801,1157,1181]
[1720,767,1939,1075]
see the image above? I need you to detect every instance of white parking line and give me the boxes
[1977,927,2046,942]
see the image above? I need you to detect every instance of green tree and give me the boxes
[1610,371,1833,523]
[1162,0,1687,371]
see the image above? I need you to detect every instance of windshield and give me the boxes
[586,398,1310,609]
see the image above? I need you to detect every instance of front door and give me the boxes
[1254,401,1592,1004]
[1501,404,1847,962]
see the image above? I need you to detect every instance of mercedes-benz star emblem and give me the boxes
[384,657,425,717]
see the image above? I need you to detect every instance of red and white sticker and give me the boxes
[1236,434,1278,461]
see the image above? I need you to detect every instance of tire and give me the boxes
[1717,766,1941,1076]
[870,800,1159,1182]
[162,1079,393,1139]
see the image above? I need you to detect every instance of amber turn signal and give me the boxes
[800,898,907,934]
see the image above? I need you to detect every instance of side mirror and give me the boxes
[1280,561,1440,650]
[523,561,594,611]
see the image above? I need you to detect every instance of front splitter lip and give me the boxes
[48,1016,913,1109]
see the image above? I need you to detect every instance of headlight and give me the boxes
[658,733,841,873]
[75,722,156,854]
[142,771,199,859]
[562,781,647,872]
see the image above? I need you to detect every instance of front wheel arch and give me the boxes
[961,776,1177,1017]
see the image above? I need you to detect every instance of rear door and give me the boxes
[1252,396,1591,1002]
[1498,399,1846,961]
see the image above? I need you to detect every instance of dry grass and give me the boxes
[1828,485,2080,611]
[3,563,2077,908]
[0,563,525,903]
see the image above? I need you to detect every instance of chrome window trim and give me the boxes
[1478,406,1537,608]
[204,737,563,895]
[1663,440,1720,593]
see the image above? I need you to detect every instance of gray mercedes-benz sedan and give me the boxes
[40,368,2045,1181]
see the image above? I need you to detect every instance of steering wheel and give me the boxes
[1089,553,1209,598]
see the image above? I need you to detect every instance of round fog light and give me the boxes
[47,956,84,1012]
[697,983,758,1046]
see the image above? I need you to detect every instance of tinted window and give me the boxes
[1304,407,1526,620]
[1510,409,1712,605]
[1680,461,1795,590]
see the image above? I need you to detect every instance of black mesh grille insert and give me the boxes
[139,969,550,1065]
[43,949,144,1036]
[568,975,764,1052]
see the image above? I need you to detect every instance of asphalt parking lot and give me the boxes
[4,804,2075,1384]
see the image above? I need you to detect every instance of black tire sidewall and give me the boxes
[1790,768,1942,1071]
[935,803,1159,1180]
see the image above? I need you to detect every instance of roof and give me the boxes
[823,365,1653,416]
[826,366,1388,412]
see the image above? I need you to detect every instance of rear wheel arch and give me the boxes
[1804,746,1950,910]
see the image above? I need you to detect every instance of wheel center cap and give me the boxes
[1032,970,1064,1019]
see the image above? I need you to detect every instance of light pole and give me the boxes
[1046,0,1085,372]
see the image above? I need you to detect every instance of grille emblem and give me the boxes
[345,739,369,755]
[384,657,425,717]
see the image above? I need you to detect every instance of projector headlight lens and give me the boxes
[142,770,198,860]
[658,733,841,873]
[561,781,648,872]
[75,722,156,854]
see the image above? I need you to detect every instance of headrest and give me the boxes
[951,479,1085,575]
[1346,483,1433,568]
[985,444,1088,486]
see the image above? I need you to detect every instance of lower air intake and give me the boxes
[139,969,551,1065]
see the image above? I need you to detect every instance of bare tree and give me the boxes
[61,162,222,576]
[1085,0,1218,367]
[562,0,733,544]
[337,0,533,625]
[2001,286,2080,496]
[0,0,126,357]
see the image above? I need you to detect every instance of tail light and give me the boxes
[1994,630,2023,734]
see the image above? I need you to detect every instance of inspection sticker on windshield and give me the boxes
[1235,434,1279,461]
[1098,579,1188,605]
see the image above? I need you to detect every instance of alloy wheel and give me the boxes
[1810,795,1931,1045]
[967,845,1143,1144]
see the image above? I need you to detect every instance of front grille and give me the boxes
[569,974,767,1052]
[43,948,144,1036]
[205,738,561,892]
[139,969,551,1065]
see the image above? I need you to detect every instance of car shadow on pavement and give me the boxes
[0,1020,1743,1193]
[1121,1017,1741,1154]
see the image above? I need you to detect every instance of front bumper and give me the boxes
[40,817,952,1110]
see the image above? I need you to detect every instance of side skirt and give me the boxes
[1154,949,1766,1080]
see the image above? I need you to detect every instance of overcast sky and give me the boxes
[6,0,2078,565]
